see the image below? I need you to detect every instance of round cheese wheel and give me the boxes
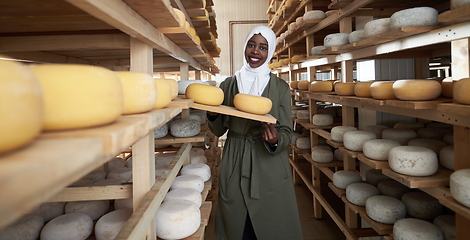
[377,180,411,199]
[333,170,362,190]
[156,199,200,240]
[393,218,444,240]
[153,79,172,109]
[303,10,325,20]
[290,81,299,89]
[233,93,272,115]
[164,79,178,100]
[363,139,400,160]
[171,175,204,193]
[296,16,304,27]
[82,169,106,183]
[443,133,454,146]
[177,80,208,95]
[0,214,43,240]
[370,81,396,99]
[394,121,424,131]
[346,182,380,206]
[365,195,406,224]
[30,202,65,222]
[417,127,452,140]
[390,7,438,30]
[115,71,156,114]
[343,130,377,151]
[164,188,202,207]
[298,81,310,90]
[170,119,201,138]
[292,132,302,144]
[40,213,93,240]
[331,126,358,143]
[439,145,454,171]
[95,208,133,240]
[334,149,344,161]
[441,81,453,98]
[389,146,438,177]
[354,81,374,97]
[311,46,327,55]
[312,114,333,126]
[349,30,366,43]
[311,148,334,163]
[114,198,133,210]
[364,18,391,38]
[30,64,123,131]
[450,169,470,208]
[296,110,310,120]
[65,200,109,221]
[154,123,169,139]
[365,169,391,187]
[407,138,446,154]
[296,137,310,150]
[181,163,211,182]
[0,58,43,154]
[190,153,207,164]
[393,80,442,101]
[335,82,356,96]
[107,168,132,182]
[382,128,417,145]
[310,81,333,92]
[324,33,350,47]
[185,83,224,106]
[433,215,456,240]
[288,22,297,31]
[401,192,443,220]
[453,78,470,104]
[360,125,388,138]
[105,157,125,173]
[173,8,186,26]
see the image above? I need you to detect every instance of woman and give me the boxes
[208,26,303,240]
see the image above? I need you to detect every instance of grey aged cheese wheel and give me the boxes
[40,213,93,240]
[394,121,424,132]
[311,148,334,163]
[311,46,327,55]
[170,119,201,138]
[439,146,454,171]
[417,127,452,140]
[450,169,470,208]
[365,169,391,187]
[324,33,350,47]
[346,182,379,206]
[333,170,362,190]
[360,125,388,138]
[154,123,168,139]
[393,218,444,240]
[164,188,202,207]
[65,200,109,221]
[443,133,454,146]
[303,10,326,21]
[180,163,211,182]
[107,168,132,182]
[114,198,133,210]
[331,126,358,143]
[433,215,456,240]
[156,199,201,240]
[312,114,333,126]
[334,149,344,161]
[365,195,406,224]
[171,175,204,193]
[177,80,208,95]
[389,146,438,177]
[0,214,43,240]
[30,202,65,222]
[348,30,366,43]
[292,132,302,144]
[296,137,310,150]
[401,192,443,220]
[377,180,411,199]
[343,130,376,152]
[95,208,133,240]
[382,128,417,145]
[190,110,207,125]
[390,7,438,29]
[408,138,446,154]
[364,18,391,38]
[363,139,400,161]
[296,110,310,120]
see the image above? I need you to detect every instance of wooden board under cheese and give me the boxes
[191,103,277,124]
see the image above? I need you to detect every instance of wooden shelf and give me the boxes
[440,196,470,221]
[303,153,344,168]
[326,139,344,149]
[155,131,207,145]
[343,198,394,235]
[312,128,332,141]
[382,168,453,189]
[328,182,346,198]
[437,103,470,117]
[339,146,360,159]
[190,103,277,124]
[439,5,470,23]
[385,98,452,110]
[169,97,195,109]
[357,154,390,170]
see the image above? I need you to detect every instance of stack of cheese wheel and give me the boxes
[343,131,376,152]
[346,182,379,206]
[186,83,224,106]
[30,64,123,131]
[363,139,400,161]
[389,146,438,177]
[393,218,444,240]
[331,126,358,143]
[370,81,396,100]
[233,93,272,115]
[310,81,333,92]
[450,169,470,208]
[333,170,362,189]
[297,80,310,90]
[393,79,442,101]
[389,7,438,29]
[115,71,156,114]
[95,208,133,240]
[365,169,391,187]
[156,199,201,240]
[454,78,470,104]
[401,192,443,220]
[439,146,454,170]
[360,125,388,138]
[354,81,374,97]
[0,58,43,154]
[433,215,456,240]
[41,213,94,240]
[382,128,417,145]
[364,18,391,38]
[0,214,43,240]
[365,195,406,224]
[335,82,356,96]
[378,180,411,199]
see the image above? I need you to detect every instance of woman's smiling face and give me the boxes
[245,33,269,68]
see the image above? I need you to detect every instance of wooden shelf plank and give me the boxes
[438,103,470,117]
[169,97,195,109]
[339,146,360,158]
[329,182,346,198]
[440,196,470,221]
[382,168,452,189]
[342,197,362,214]
[190,103,277,124]
[385,98,452,109]
[303,153,344,168]
[357,154,390,170]
[342,197,394,235]
[155,131,206,145]
[50,184,133,202]
[312,128,332,141]
[327,139,344,149]
[439,5,470,23]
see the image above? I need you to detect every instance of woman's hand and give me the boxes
[261,122,278,145]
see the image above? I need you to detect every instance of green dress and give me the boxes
[209,74,303,240]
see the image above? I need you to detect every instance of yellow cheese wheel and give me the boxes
[30,64,123,131]
[0,58,43,154]
[173,8,186,27]
[115,71,156,115]
[154,79,172,109]
[454,78,470,104]
[290,81,299,89]
[393,80,441,101]
[310,81,333,92]
[370,81,397,100]
[297,81,309,90]
[335,82,356,96]
[441,80,453,98]
[234,93,272,115]
[354,81,374,97]
[185,83,224,106]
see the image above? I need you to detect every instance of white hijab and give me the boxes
[235,26,276,96]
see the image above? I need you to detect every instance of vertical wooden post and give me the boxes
[195,69,202,80]
[414,58,430,79]
[180,62,189,80]
[130,37,156,240]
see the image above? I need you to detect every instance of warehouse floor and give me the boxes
[204,183,346,240]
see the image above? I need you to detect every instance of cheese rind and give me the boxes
[0,214,43,240]
[234,93,272,115]
[439,145,454,170]
[40,213,93,240]
[365,195,406,224]
[333,170,362,190]
[363,139,400,161]
[311,148,334,163]
[365,169,391,187]
[154,79,172,109]
[407,138,446,154]
[185,83,224,106]
[393,79,442,101]
[382,128,417,145]
[171,175,205,193]
[164,188,203,207]
[343,130,376,152]
[433,215,456,240]
[65,200,109,221]
[401,192,443,221]
[310,81,333,92]
[450,169,470,208]
[181,163,211,182]
[324,33,350,47]
[390,7,439,29]
[388,146,438,177]
[393,218,444,240]
[115,71,156,114]
[354,81,374,97]
[364,18,391,38]
[95,209,133,240]
[370,81,396,100]
[170,119,201,138]
[377,180,411,199]
[312,114,333,126]
[156,200,201,240]
[331,126,358,143]
[346,182,379,206]
[335,82,356,96]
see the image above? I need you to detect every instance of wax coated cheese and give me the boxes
[290,81,299,89]
[393,79,442,101]
[401,192,443,221]
[40,213,93,240]
[153,79,172,109]
[310,81,333,92]
[115,71,156,114]
[234,93,272,115]
[185,83,224,106]
[333,170,362,190]
[389,146,438,177]
[30,64,123,131]
[393,218,444,240]
[365,195,406,224]
[354,81,374,97]
[165,79,179,100]
[334,82,356,96]
[450,169,470,208]
[297,81,310,90]
[0,58,43,154]
[178,80,208,95]
[95,209,133,240]
[363,139,400,161]
[370,81,396,100]
[156,199,201,240]
[441,80,453,98]
[453,78,470,104]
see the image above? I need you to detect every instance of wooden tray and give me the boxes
[191,103,277,123]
